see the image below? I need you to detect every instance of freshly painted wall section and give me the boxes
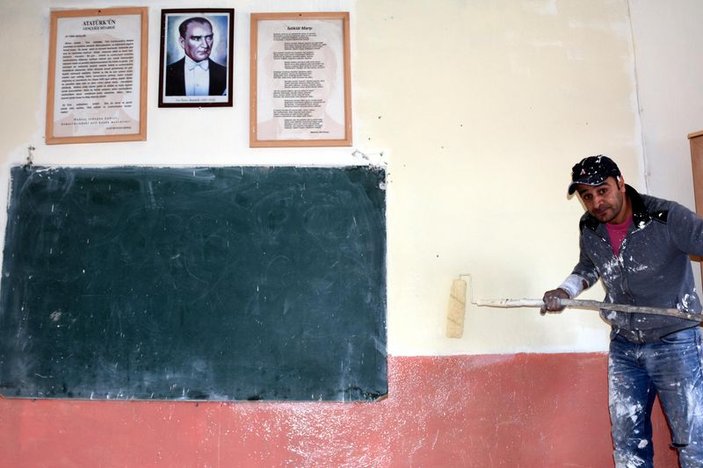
[355,0,645,355]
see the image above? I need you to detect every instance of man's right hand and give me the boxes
[541,288,570,315]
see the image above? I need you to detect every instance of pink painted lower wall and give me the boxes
[0,354,678,467]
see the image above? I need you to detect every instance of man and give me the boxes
[542,155,703,467]
[165,17,227,96]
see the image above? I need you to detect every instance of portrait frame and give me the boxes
[250,12,352,147]
[158,8,234,108]
[45,7,148,145]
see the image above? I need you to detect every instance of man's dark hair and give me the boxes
[178,17,213,38]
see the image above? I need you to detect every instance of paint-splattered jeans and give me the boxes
[609,327,703,468]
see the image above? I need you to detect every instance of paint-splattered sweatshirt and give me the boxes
[571,185,703,343]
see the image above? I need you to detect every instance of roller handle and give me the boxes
[474,298,701,322]
[561,299,700,321]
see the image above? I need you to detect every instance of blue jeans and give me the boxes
[609,327,703,468]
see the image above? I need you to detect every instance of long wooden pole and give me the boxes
[473,297,701,322]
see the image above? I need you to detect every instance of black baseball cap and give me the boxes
[568,155,621,195]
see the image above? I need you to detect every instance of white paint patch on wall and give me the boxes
[530,0,559,17]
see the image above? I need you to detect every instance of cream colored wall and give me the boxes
[357,0,646,355]
[0,0,699,357]
[629,0,703,205]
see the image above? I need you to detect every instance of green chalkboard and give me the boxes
[0,166,387,401]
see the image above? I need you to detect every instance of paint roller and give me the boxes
[446,274,701,338]
[446,278,467,338]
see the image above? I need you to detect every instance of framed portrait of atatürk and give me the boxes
[158,9,234,107]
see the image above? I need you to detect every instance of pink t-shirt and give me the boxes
[605,217,633,256]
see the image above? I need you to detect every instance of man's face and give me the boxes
[576,176,628,224]
[180,21,213,62]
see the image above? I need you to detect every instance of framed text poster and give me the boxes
[46,8,148,144]
[158,9,234,107]
[250,12,352,147]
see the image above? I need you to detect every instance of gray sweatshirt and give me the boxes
[572,185,703,343]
